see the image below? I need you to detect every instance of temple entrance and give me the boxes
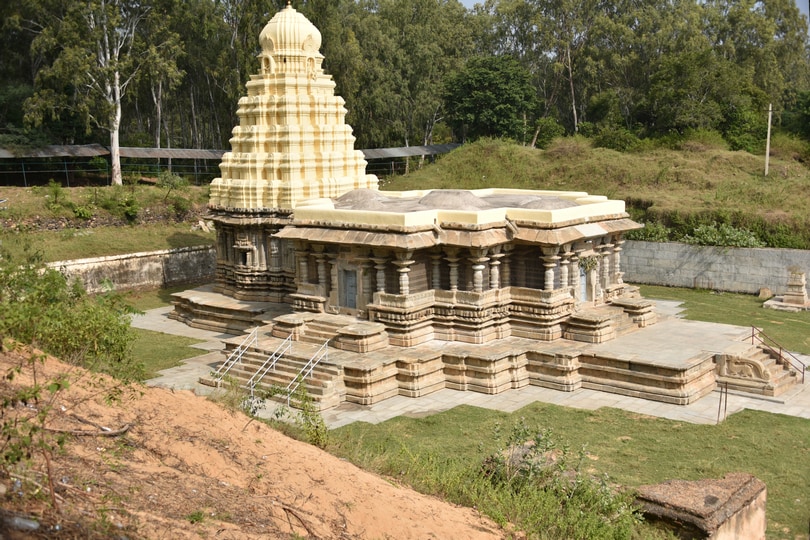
[340,269,357,309]
[580,266,589,301]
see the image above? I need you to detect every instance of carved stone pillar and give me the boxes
[372,254,388,293]
[559,244,572,293]
[314,252,328,291]
[394,251,415,295]
[570,254,581,300]
[600,241,614,289]
[613,238,625,285]
[469,249,489,293]
[360,258,374,307]
[295,242,309,286]
[445,248,460,291]
[501,245,512,287]
[541,247,560,292]
[430,250,443,290]
[328,253,339,297]
[489,246,503,290]
[269,237,281,271]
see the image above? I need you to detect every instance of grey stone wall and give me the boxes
[49,246,216,293]
[623,241,810,294]
[49,241,810,297]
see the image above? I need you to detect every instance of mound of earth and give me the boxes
[0,347,505,539]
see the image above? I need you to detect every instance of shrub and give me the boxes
[675,129,729,152]
[0,245,143,381]
[626,221,671,242]
[533,117,565,149]
[592,126,641,152]
[681,222,764,248]
[545,135,592,159]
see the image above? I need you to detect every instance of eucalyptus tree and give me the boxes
[24,0,182,184]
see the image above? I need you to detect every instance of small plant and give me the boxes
[43,179,66,212]
[1,342,71,508]
[157,170,189,202]
[72,205,94,220]
[186,510,205,524]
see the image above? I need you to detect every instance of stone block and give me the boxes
[636,473,766,540]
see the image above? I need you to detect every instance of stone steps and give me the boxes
[715,342,801,397]
[199,340,346,410]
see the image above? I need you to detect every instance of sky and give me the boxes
[458,0,810,20]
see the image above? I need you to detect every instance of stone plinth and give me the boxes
[636,473,766,540]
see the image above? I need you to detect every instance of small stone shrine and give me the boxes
[764,268,810,312]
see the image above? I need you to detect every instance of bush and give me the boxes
[681,222,764,248]
[673,129,729,152]
[479,420,640,538]
[533,117,565,149]
[0,245,143,381]
[592,127,641,152]
[545,135,592,159]
[626,221,671,242]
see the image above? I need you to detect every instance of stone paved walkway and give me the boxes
[135,302,810,429]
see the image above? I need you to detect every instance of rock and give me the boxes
[757,287,773,299]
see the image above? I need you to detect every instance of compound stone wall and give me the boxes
[623,240,810,294]
[49,246,216,294]
[51,241,810,297]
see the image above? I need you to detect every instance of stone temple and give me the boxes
[172,3,803,409]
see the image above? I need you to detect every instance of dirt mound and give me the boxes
[0,348,504,539]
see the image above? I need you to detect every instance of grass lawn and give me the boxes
[330,403,809,539]
[125,287,211,380]
[639,284,810,354]
[0,223,214,263]
[132,328,206,379]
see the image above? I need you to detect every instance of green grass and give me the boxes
[0,223,214,262]
[330,404,810,539]
[639,284,810,354]
[131,328,207,379]
[0,184,214,262]
[125,287,210,380]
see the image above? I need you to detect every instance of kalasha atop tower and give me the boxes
[206,3,378,301]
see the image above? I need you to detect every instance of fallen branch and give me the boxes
[281,503,320,539]
[44,424,132,437]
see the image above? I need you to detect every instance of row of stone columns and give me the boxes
[289,238,625,299]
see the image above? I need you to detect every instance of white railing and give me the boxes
[246,335,292,398]
[211,327,258,381]
[285,339,329,406]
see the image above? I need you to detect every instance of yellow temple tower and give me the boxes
[207,2,378,300]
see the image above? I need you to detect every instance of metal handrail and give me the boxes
[246,335,292,397]
[211,327,259,380]
[285,339,329,406]
[751,327,805,384]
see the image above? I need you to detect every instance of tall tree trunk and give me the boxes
[566,46,578,132]
[110,72,123,186]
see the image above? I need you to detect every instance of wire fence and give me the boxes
[0,148,447,187]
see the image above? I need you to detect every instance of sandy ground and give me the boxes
[0,346,505,539]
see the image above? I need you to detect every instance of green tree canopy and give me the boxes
[443,55,538,143]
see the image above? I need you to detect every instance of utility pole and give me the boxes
[764,103,772,177]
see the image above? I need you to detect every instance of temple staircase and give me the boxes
[714,331,805,398]
[564,298,657,344]
[200,327,346,411]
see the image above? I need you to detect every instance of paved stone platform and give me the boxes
[135,302,810,429]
